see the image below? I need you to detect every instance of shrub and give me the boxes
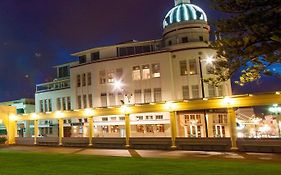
[0,137,7,144]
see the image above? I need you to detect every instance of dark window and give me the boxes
[79,55,87,64]
[16,108,25,114]
[182,37,189,43]
[91,52,100,61]
[199,36,204,41]
[168,41,172,46]
[58,66,69,78]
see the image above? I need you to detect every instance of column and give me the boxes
[7,120,17,145]
[125,114,131,148]
[59,119,64,146]
[88,117,94,146]
[228,108,238,151]
[170,111,177,149]
[34,120,39,145]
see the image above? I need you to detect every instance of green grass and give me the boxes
[0,151,280,175]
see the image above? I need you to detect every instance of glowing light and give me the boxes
[55,111,64,118]
[113,80,124,91]
[276,92,280,95]
[223,96,235,106]
[269,104,281,113]
[203,98,208,101]
[120,105,131,114]
[0,119,3,124]
[259,124,271,133]
[205,56,214,64]
[9,114,18,121]
[248,94,253,97]
[31,113,38,120]
[84,108,95,116]
[165,101,177,111]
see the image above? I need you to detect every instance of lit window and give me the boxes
[152,64,161,78]
[142,65,151,79]
[107,70,114,83]
[180,60,188,75]
[136,116,143,120]
[137,125,145,133]
[189,59,198,75]
[132,66,141,80]
[99,70,106,84]
[156,124,165,132]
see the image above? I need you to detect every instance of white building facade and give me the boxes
[35,0,232,138]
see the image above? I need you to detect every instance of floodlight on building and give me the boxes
[205,56,214,64]
[203,98,208,101]
[0,119,3,124]
[276,91,280,95]
[113,80,124,91]
[31,113,38,120]
[9,114,18,121]
[55,111,64,118]
[268,104,281,113]
[164,101,177,111]
[84,108,95,116]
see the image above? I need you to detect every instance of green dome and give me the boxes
[163,3,207,29]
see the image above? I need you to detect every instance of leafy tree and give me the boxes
[206,0,281,86]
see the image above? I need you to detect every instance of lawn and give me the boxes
[0,151,280,175]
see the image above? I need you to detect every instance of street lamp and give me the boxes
[268,104,281,137]
[198,56,214,138]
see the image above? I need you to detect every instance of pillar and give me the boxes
[34,120,39,145]
[170,111,177,149]
[228,108,238,151]
[7,120,17,145]
[58,119,64,146]
[88,117,94,146]
[125,114,131,148]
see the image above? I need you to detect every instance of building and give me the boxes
[0,98,35,137]
[35,0,232,139]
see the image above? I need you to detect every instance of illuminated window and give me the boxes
[132,66,141,80]
[182,86,189,99]
[134,90,142,104]
[146,125,154,133]
[77,75,81,87]
[137,125,145,133]
[213,114,228,124]
[144,89,152,103]
[136,116,143,121]
[111,125,119,133]
[82,73,86,86]
[208,85,216,97]
[189,59,197,75]
[99,70,106,84]
[180,60,188,75]
[152,64,160,78]
[107,70,114,83]
[191,85,200,98]
[87,72,92,86]
[154,88,162,102]
[142,65,150,79]
[156,124,165,132]
[156,115,163,120]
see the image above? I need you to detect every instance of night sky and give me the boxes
[0,0,280,102]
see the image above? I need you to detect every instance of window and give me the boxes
[146,116,153,120]
[57,98,61,111]
[48,99,52,112]
[58,66,69,78]
[117,92,124,105]
[192,85,200,98]
[142,65,150,79]
[144,89,152,103]
[118,45,153,57]
[189,59,197,75]
[132,66,141,80]
[87,94,92,108]
[67,97,71,110]
[208,85,216,97]
[99,70,106,84]
[213,114,228,124]
[154,88,162,102]
[156,124,165,132]
[168,40,172,46]
[107,70,114,83]
[156,115,163,120]
[152,64,161,78]
[137,125,145,133]
[182,86,190,99]
[218,85,224,97]
[182,37,188,43]
[87,72,92,86]
[184,114,202,124]
[102,117,108,121]
[136,116,143,120]
[79,55,86,64]
[180,60,188,75]
[44,99,48,112]
[116,68,123,80]
[77,96,82,109]
[82,73,86,86]
[134,90,142,104]
[109,93,115,106]
[83,95,87,108]
[91,52,100,61]
[77,75,81,87]
[119,117,125,121]
[146,125,154,133]
[40,100,44,112]
[199,36,204,41]
[62,97,67,110]
[101,93,107,107]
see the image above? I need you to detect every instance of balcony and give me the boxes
[36,78,70,93]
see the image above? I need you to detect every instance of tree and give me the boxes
[206,0,281,86]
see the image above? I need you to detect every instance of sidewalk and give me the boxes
[1,145,281,163]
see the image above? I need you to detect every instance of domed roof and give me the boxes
[163,2,207,29]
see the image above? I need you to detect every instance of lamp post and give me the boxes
[198,56,214,138]
[269,104,281,137]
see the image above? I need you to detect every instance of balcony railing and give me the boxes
[36,78,70,93]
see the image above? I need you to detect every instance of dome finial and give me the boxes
[174,0,191,6]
